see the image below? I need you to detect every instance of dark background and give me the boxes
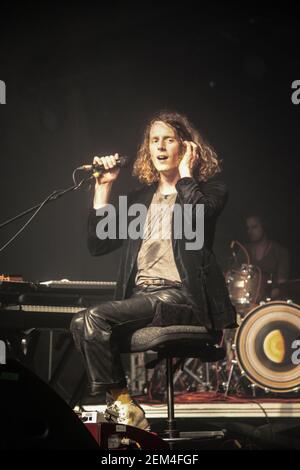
[1,2,299,282]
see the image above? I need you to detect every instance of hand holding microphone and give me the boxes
[94,154,121,185]
[79,153,126,185]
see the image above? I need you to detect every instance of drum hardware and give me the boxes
[224,358,260,398]
[173,358,204,390]
[224,359,238,397]
[145,356,217,399]
[225,263,262,317]
[250,383,257,394]
[265,277,273,302]
[199,363,216,392]
[223,358,259,398]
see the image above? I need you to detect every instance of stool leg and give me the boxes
[165,358,179,440]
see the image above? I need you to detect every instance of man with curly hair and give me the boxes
[70,111,236,430]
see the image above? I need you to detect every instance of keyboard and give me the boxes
[0,279,116,330]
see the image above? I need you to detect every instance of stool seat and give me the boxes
[121,325,224,362]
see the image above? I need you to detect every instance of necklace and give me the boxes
[157,188,177,200]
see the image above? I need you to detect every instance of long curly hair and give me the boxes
[133,110,221,185]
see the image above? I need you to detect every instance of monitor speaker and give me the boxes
[0,358,99,450]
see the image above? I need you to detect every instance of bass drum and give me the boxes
[235,301,300,393]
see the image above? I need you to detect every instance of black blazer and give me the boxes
[87,176,236,330]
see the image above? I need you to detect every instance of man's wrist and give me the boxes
[95,180,114,190]
[93,182,113,209]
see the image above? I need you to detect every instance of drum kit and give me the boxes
[144,265,300,400]
[223,266,300,397]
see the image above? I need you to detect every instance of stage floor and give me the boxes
[80,391,300,419]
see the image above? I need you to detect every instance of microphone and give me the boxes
[78,156,128,172]
[230,240,239,267]
[230,240,236,250]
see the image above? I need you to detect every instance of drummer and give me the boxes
[245,214,290,301]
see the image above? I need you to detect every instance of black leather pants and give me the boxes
[70,284,196,393]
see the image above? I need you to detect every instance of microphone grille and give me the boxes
[118,156,129,167]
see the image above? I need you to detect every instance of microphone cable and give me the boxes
[0,172,91,254]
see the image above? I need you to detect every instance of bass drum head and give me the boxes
[235,301,300,393]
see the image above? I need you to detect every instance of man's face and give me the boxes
[149,121,182,176]
[246,217,265,242]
